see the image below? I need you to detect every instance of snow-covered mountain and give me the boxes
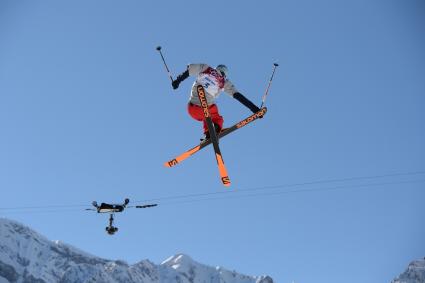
[392,258,425,283]
[0,218,273,283]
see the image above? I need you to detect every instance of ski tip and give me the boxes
[256,107,267,118]
[221,176,231,187]
[164,159,178,167]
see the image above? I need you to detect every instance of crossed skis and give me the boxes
[164,104,268,179]
[165,85,268,186]
[165,90,267,187]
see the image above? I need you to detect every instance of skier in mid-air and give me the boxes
[171,64,261,140]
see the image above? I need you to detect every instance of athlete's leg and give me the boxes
[208,104,224,132]
[187,103,208,133]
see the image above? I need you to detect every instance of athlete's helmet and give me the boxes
[216,64,228,78]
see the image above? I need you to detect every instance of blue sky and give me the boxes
[1,1,424,282]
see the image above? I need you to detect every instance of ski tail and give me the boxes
[164,145,201,167]
[216,153,231,186]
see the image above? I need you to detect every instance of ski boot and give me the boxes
[200,123,222,142]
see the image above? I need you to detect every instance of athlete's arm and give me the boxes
[233,92,261,113]
[172,64,209,90]
[224,80,261,113]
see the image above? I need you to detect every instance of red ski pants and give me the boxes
[187,103,224,134]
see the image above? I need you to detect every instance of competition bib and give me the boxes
[196,67,225,97]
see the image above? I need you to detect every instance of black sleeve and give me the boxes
[233,92,260,113]
[176,69,189,83]
[172,68,190,89]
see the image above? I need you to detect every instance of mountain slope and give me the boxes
[0,218,273,283]
[392,258,425,283]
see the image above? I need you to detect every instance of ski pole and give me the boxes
[156,46,174,83]
[260,63,279,108]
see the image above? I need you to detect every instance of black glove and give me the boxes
[172,69,189,90]
[233,92,261,113]
[172,80,180,89]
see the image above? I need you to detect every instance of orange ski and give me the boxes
[197,85,231,187]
